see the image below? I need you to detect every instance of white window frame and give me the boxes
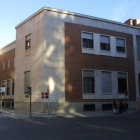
[1,80,6,95]
[24,71,30,94]
[117,72,128,94]
[81,31,94,50]
[25,33,31,51]
[100,34,110,51]
[6,79,11,95]
[136,35,140,60]
[116,37,126,54]
[101,71,112,94]
[82,69,95,94]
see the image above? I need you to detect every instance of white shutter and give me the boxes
[82,33,93,39]
[102,72,111,93]
[116,38,125,47]
[100,36,110,43]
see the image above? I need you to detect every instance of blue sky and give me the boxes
[0,0,140,48]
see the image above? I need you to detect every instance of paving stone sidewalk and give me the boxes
[0,109,138,119]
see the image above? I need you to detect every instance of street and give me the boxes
[0,112,140,140]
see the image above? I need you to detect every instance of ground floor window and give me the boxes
[24,71,30,93]
[101,71,111,93]
[83,70,94,93]
[7,80,10,95]
[1,81,5,95]
[118,73,127,93]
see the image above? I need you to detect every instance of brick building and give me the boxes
[0,41,15,108]
[1,7,140,112]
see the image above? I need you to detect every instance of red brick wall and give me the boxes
[0,49,15,84]
[65,22,135,102]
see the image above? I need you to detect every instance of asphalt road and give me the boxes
[0,113,140,140]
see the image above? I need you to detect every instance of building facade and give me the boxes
[1,7,140,112]
[0,41,15,108]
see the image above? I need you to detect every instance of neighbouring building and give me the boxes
[1,7,140,112]
[0,41,15,108]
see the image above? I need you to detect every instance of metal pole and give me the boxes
[1,92,2,113]
[48,93,49,116]
[30,89,31,117]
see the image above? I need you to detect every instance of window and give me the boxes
[7,80,10,95]
[25,34,31,50]
[100,35,110,51]
[8,60,10,68]
[2,81,5,95]
[6,102,10,107]
[82,32,93,48]
[83,70,94,93]
[116,38,125,53]
[118,73,127,93]
[137,36,140,60]
[24,71,30,93]
[12,79,14,95]
[3,62,5,70]
[102,72,111,93]
[41,92,49,99]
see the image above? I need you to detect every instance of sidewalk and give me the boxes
[0,109,138,119]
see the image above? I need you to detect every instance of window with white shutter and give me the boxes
[100,35,110,51]
[82,33,93,48]
[102,72,111,93]
[116,38,125,53]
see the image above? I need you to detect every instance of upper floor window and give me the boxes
[100,35,110,51]
[137,36,140,60]
[83,70,94,93]
[3,62,5,70]
[82,32,93,48]
[8,60,10,68]
[25,34,31,50]
[116,38,125,53]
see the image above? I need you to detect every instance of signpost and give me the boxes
[125,91,128,113]
[0,87,5,113]
[47,87,49,116]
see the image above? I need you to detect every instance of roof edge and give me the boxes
[15,6,140,30]
[0,40,16,50]
[15,7,46,29]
